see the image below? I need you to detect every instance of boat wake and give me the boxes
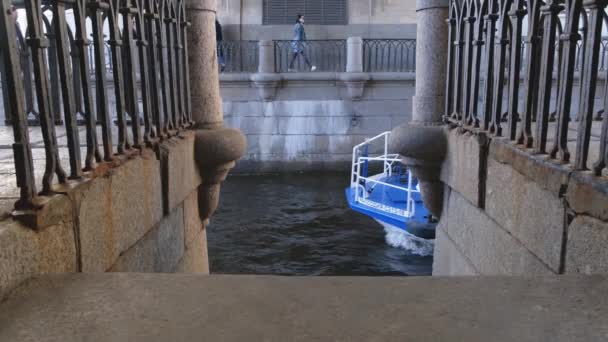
[383,224,435,257]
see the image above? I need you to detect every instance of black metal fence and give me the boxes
[217,40,259,73]
[363,39,416,72]
[0,0,192,209]
[445,0,608,176]
[274,40,347,72]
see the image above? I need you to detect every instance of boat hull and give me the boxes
[345,188,436,239]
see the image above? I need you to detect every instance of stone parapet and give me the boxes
[434,127,608,276]
[432,226,479,276]
[0,135,211,300]
[440,128,488,208]
[437,188,554,275]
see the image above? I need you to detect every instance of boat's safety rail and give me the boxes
[350,131,420,218]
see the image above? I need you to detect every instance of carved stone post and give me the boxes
[340,36,369,100]
[346,36,363,73]
[390,0,449,217]
[251,40,280,101]
[186,0,246,223]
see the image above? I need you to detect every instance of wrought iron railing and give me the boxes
[363,39,416,72]
[87,39,114,76]
[0,0,192,209]
[445,0,608,176]
[274,39,347,72]
[217,40,259,73]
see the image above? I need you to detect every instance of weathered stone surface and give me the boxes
[12,194,73,230]
[176,228,209,274]
[486,159,566,273]
[110,206,185,273]
[220,76,415,172]
[111,152,163,254]
[433,225,479,276]
[442,190,554,275]
[2,273,608,341]
[440,128,487,207]
[72,176,117,272]
[413,0,448,123]
[162,132,202,213]
[194,128,247,168]
[224,116,277,134]
[566,215,608,274]
[276,115,392,135]
[183,190,204,247]
[565,171,608,222]
[187,0,223,127]
[0,218,76,300]
[489,139,569,196]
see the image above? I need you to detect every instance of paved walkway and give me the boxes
[0,273,607,341]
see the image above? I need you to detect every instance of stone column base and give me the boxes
[251,73,281,101]
[339,73,370,101]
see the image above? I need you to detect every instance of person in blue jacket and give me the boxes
[216,19,226,72]
[288,15,316,72]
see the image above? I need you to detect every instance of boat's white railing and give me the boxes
[350,131,420,218]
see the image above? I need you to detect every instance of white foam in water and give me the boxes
[382,223,435,257]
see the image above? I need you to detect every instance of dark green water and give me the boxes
[207,174,433,276]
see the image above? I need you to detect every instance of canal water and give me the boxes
[207,173,433,276]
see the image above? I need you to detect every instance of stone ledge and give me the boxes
[220,72,416,83]
[1,273,608,341]
[565,171,608,221]
[489,139,570,196]
[1,133,205,289]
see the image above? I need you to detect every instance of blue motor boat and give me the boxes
[345,132,436,240]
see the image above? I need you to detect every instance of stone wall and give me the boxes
[216,0,417,40]
[0,131,209,300]
[434,128,608,276]
[221,72,414,172]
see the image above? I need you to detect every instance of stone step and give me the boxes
[0,273,607,341]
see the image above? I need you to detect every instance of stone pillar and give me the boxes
[346,37,363,73]
[412,0,449,124]
[390,0,449,217]
[186,0,246,225]
[187,0,223,128]
[258,40,275,73]
[251,40,281,101]
[340,36,369,100]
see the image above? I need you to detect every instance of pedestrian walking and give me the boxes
[289,15,316,72]
[216,19,226,72]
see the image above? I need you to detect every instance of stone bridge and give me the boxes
[0,0,606,340]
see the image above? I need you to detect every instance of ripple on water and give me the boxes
[207,173,433,276]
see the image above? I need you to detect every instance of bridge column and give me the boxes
[390,0,449,217]
[412,0,449,124]
[186,0,246,224]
